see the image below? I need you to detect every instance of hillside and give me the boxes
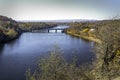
[18,22,57,32]
[0,15,58,43]
[65,20,120,80]
[0,15,21,43]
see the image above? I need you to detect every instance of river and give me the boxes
[0,26,94,80]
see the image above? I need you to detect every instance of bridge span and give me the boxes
[32,28,67,33]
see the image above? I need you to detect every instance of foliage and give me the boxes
[93,20,120,80]
[26,48,91,80]
[5,29,18,38]
[0,15,20,43]
[66,19,120,80]
[82,28,89,33]
[18,22,57,31]
[66,21,100,43]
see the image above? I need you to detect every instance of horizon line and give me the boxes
[16,18,102,22]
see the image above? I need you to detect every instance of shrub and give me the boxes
[5,29,17,38]
[26,48,91,80]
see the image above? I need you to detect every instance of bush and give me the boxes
[5,29,17,38]
[26,48,91,80]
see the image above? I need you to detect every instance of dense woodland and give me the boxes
[18,22,57,32]
[0,15,21,43]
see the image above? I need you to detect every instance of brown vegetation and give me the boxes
[65,19,120,80]
[0,15,20,43]
[26,48,91,80]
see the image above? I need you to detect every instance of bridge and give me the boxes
[32,28,67,33]
[47,28,67,33]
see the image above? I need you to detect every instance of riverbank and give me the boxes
[65,20,120,80]
[0,15,58,43]
[18,22,57,32]
[65,30,101,44]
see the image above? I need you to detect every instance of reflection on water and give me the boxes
[0,44,4,54]
[0,26,94,80]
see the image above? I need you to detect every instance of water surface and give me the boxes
[0,26,94,80]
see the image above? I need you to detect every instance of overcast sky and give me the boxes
[0,0,120,20]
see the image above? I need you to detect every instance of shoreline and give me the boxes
[66,31,101,44]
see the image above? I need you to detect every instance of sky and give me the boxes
[0,0,120,20]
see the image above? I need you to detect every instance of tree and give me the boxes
[26,48,91,80]
[93,20,120,80]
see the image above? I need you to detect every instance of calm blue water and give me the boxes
[0,26,94,80]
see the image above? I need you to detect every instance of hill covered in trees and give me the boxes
[0,15,21,43]
[65,20,120,80]
[18,22,57,32]
[0,15,58,43]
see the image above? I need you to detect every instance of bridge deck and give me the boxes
[48,28,67,30]
[32,28,67,33]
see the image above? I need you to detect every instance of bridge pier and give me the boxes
[31,28,67,33]
[55,29,57,33]
[47,28,67,33]
[48,29,49,33]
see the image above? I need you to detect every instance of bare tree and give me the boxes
[93,19,120,80]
